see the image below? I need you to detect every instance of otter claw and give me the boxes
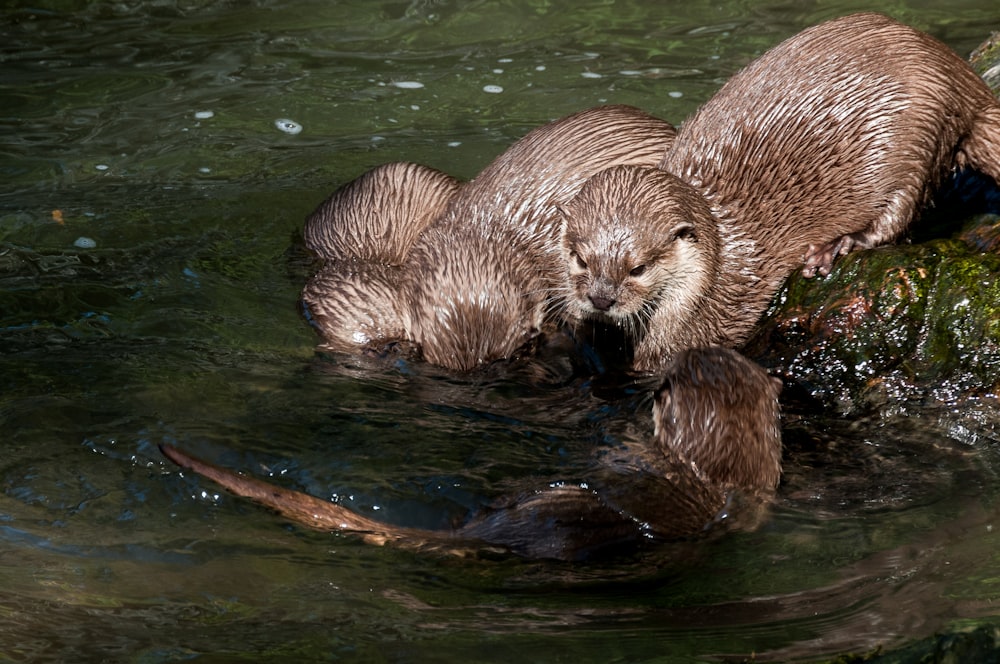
[802,236,857,278]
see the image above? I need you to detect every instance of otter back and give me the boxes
[560,13,1000,372]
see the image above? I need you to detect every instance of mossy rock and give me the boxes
[971,30,1000,96]
[744,215,1000,414]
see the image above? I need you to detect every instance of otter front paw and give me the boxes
[802,235,858,278]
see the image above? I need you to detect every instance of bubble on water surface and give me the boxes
[392,81,424,89]
[482,85,503,94]
[194,110,214,120]
[95,164,109,171]
[669,91,684,98]
[275,118,302,135]
[581,71,603,79]
[74,237,97,249]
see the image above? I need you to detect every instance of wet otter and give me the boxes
[559,13,1000,372]
[301,104,677,370]
[301,162,460,352]
[160,346,782,561]
[303,161,460,265]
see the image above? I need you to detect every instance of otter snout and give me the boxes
[588,294,616,311]
[586,277,620,313]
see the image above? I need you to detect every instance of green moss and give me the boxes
[748,225,1000,413]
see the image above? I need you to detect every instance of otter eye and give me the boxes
[572,252,588,270]
[672,224,696,242]
[629,264,646,277]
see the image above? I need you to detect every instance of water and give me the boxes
[4,0,1000,661]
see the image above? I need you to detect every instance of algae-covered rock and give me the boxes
[971,30,1000,96]
[743,216,1000,414]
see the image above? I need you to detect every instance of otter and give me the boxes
[300,162,460,352]
[160,346,782,561]
[559,13,1000,372]
[301,104,677,370]
[303,161,460,265]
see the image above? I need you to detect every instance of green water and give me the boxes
[4,1,1000,661]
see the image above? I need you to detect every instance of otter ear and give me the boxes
[670,223,697,242]
[555,205,574,239]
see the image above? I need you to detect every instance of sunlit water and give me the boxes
[4,1,1000,661]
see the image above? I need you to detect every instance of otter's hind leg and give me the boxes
[804,104,1000,278]
[801,185,920,278]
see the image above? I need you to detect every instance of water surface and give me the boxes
[4,1,1000,661]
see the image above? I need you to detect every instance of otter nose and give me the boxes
[588,294,616,311]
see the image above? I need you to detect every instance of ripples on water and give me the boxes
[5,0,1000,661]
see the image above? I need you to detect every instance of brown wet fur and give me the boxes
[160,347,781,561]
[561,13,1000,372]
[302,161,459,264]
[302,105,676,370]
[652,346,783,493]
[299,163,459,353]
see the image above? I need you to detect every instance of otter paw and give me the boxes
[802,236,857,278]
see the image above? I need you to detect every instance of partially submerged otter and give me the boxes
[559,12,1000,371]
[301,162,460,350]
[161,347,782,561]
[302,104,677,370]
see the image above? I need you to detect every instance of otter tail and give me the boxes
[961,105,1000,184]
[159,444,437,549]
[159,444,648,561]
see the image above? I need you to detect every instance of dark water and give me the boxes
[4,1,1000,661]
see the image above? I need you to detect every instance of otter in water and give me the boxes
[160,346,782,561]
[301,104,677,370]
[559,13,1000,372]
[300,162,460,352]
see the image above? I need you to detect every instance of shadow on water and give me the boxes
[5,0,1000,661]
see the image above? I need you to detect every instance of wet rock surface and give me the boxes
[744,216,1000,415]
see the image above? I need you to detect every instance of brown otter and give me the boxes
[303,161,460,264]
[160,346,782,561]
[300,162,460,352]
[559,13,1000,372]
[301,104,677,370]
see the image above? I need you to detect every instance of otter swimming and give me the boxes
[301,104,677,370]
[161,346,782,561]
[559,13,1000,372]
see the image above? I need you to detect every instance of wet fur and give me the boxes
[302,105,677,370]
[301,163,459,352]
[161,347,782,561]
[560,13,1000,371]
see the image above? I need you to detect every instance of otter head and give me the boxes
[406,232,549,372]
[559,166,720,342]
[652,347,782,493]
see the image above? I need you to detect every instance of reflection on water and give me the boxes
[4,0,1000,661]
